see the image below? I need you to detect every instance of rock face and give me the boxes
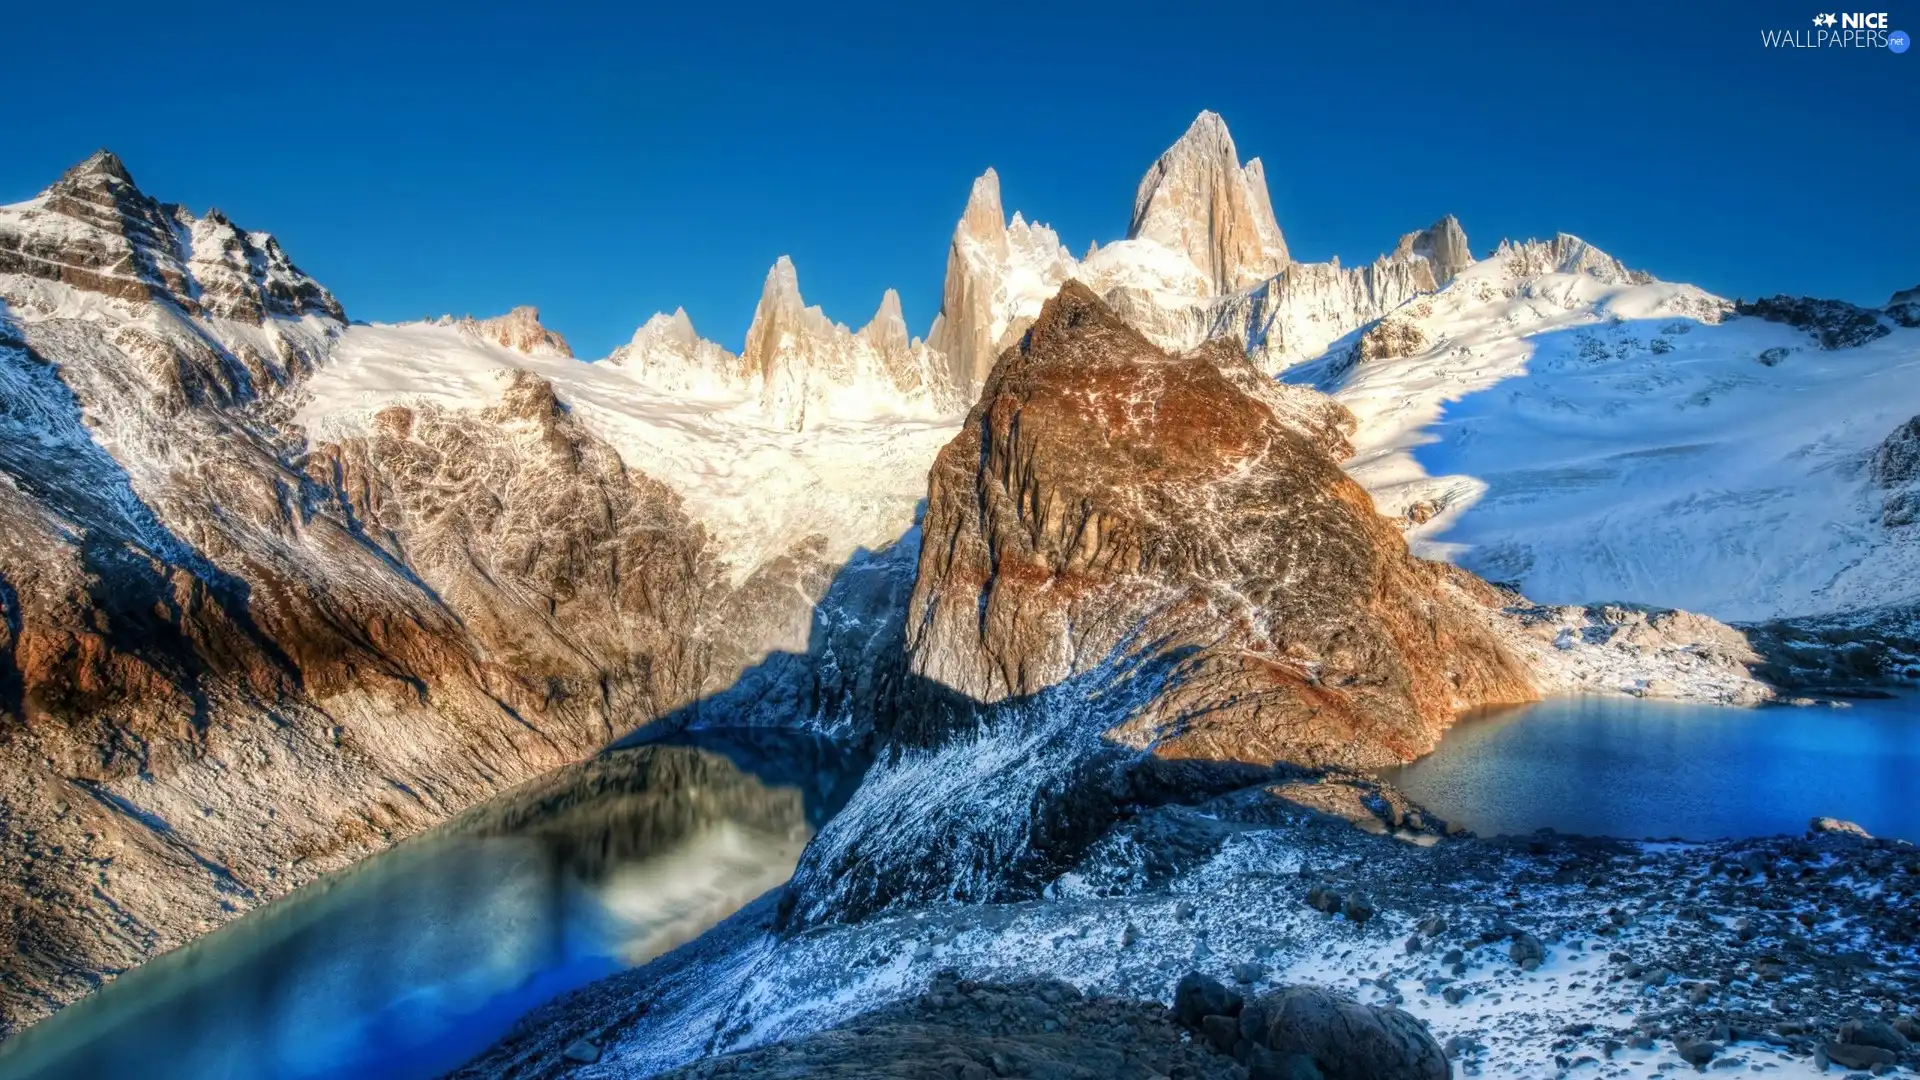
[1127,110,1290,295]
[458,305,572,356]
[1393,215,1473,286]
[906,282,1535,769]
[0,150,342,323]
[1871,415,1920,527]
[1732,294,1891,349]
[926,168,1079,396]
[0,153,797,1033]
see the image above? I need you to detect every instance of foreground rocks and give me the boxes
[647,974,1245,1080]
[454,780,1920,1080]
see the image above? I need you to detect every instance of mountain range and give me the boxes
[0,110,1916,1042]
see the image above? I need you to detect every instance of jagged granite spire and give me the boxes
[926,168,1078,396]
[1127,111,1290,295]
[1393,215,1474,288]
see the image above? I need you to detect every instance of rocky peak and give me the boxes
[957,168,1010,259]
[857,288,912,359]
[1392,215,1473,288]
[1,149,344,323]
[1126,111,1290,295]
[604,307,746,395]
[1886,286,1920,328]
[1492,234,1649,287]
[927,170,1079,397]
[907,280,1534,767]
[54,148,138,189]
[462,305,573,357]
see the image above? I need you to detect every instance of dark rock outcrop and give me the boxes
[906,281,1535,769]
[1234,985,1449,1080]
[645,974,1246,1080]
[1732,295,1890,350]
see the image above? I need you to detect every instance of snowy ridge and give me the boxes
[1303,239,1920,622]
[296,319,955,584]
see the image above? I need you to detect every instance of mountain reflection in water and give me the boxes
[0,729,866,1080]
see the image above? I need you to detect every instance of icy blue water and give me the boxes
[0,730,865,1080]
[1383,694,1920,842]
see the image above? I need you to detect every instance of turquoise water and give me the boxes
[0,730,865,1080]
[1382,694,1920,842]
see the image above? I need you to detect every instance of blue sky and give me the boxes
[3,0,1912,358]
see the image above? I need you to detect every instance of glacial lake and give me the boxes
[0,727,867,1080]
[1382,694,1920,843]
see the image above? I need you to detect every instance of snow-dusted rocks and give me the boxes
[603,307,747,395]
[905,282,1535,770]
[739,257,954,428]
[1873,415,1920,527]
[1127,110,1290,294]
[0,149,343,323]
[457,305,573,356]
[1304,237,1920,623]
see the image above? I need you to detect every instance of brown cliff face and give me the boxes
[906,282,1534,769]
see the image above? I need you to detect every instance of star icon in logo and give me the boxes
[1813,12,1838,26]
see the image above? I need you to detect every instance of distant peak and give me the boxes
[468,305,573,358]
[1392,214,1473,286]
[859,288,912,356]
[759,255,806,309]
[1128,111,1288,294]
[59,148,136,188]
[954,167,1008,249]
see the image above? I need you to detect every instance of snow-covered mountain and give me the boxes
[1,110,1916,1039]
[1294,240,1920,623]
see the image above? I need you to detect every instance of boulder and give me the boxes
[1809,817,1872,838]
[1173,971,1244,1028]
[1838,1018,1911,1053]
[1241,986,1447,1080]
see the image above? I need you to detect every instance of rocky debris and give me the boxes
[1265,774,1451,837]
[642,974,1246,1080]
[1173,970,1244,1027]
[1353,315,1428,366]
[454,778,1920,1080]
[1486,599,1773,706]
[1127,110,1290,295]
[1839,1018,1911,1053]
[560,1039,601,1064]
[1672,1036,1721,1067]
[906,281,1535,771]
[1732,295,1891,350]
